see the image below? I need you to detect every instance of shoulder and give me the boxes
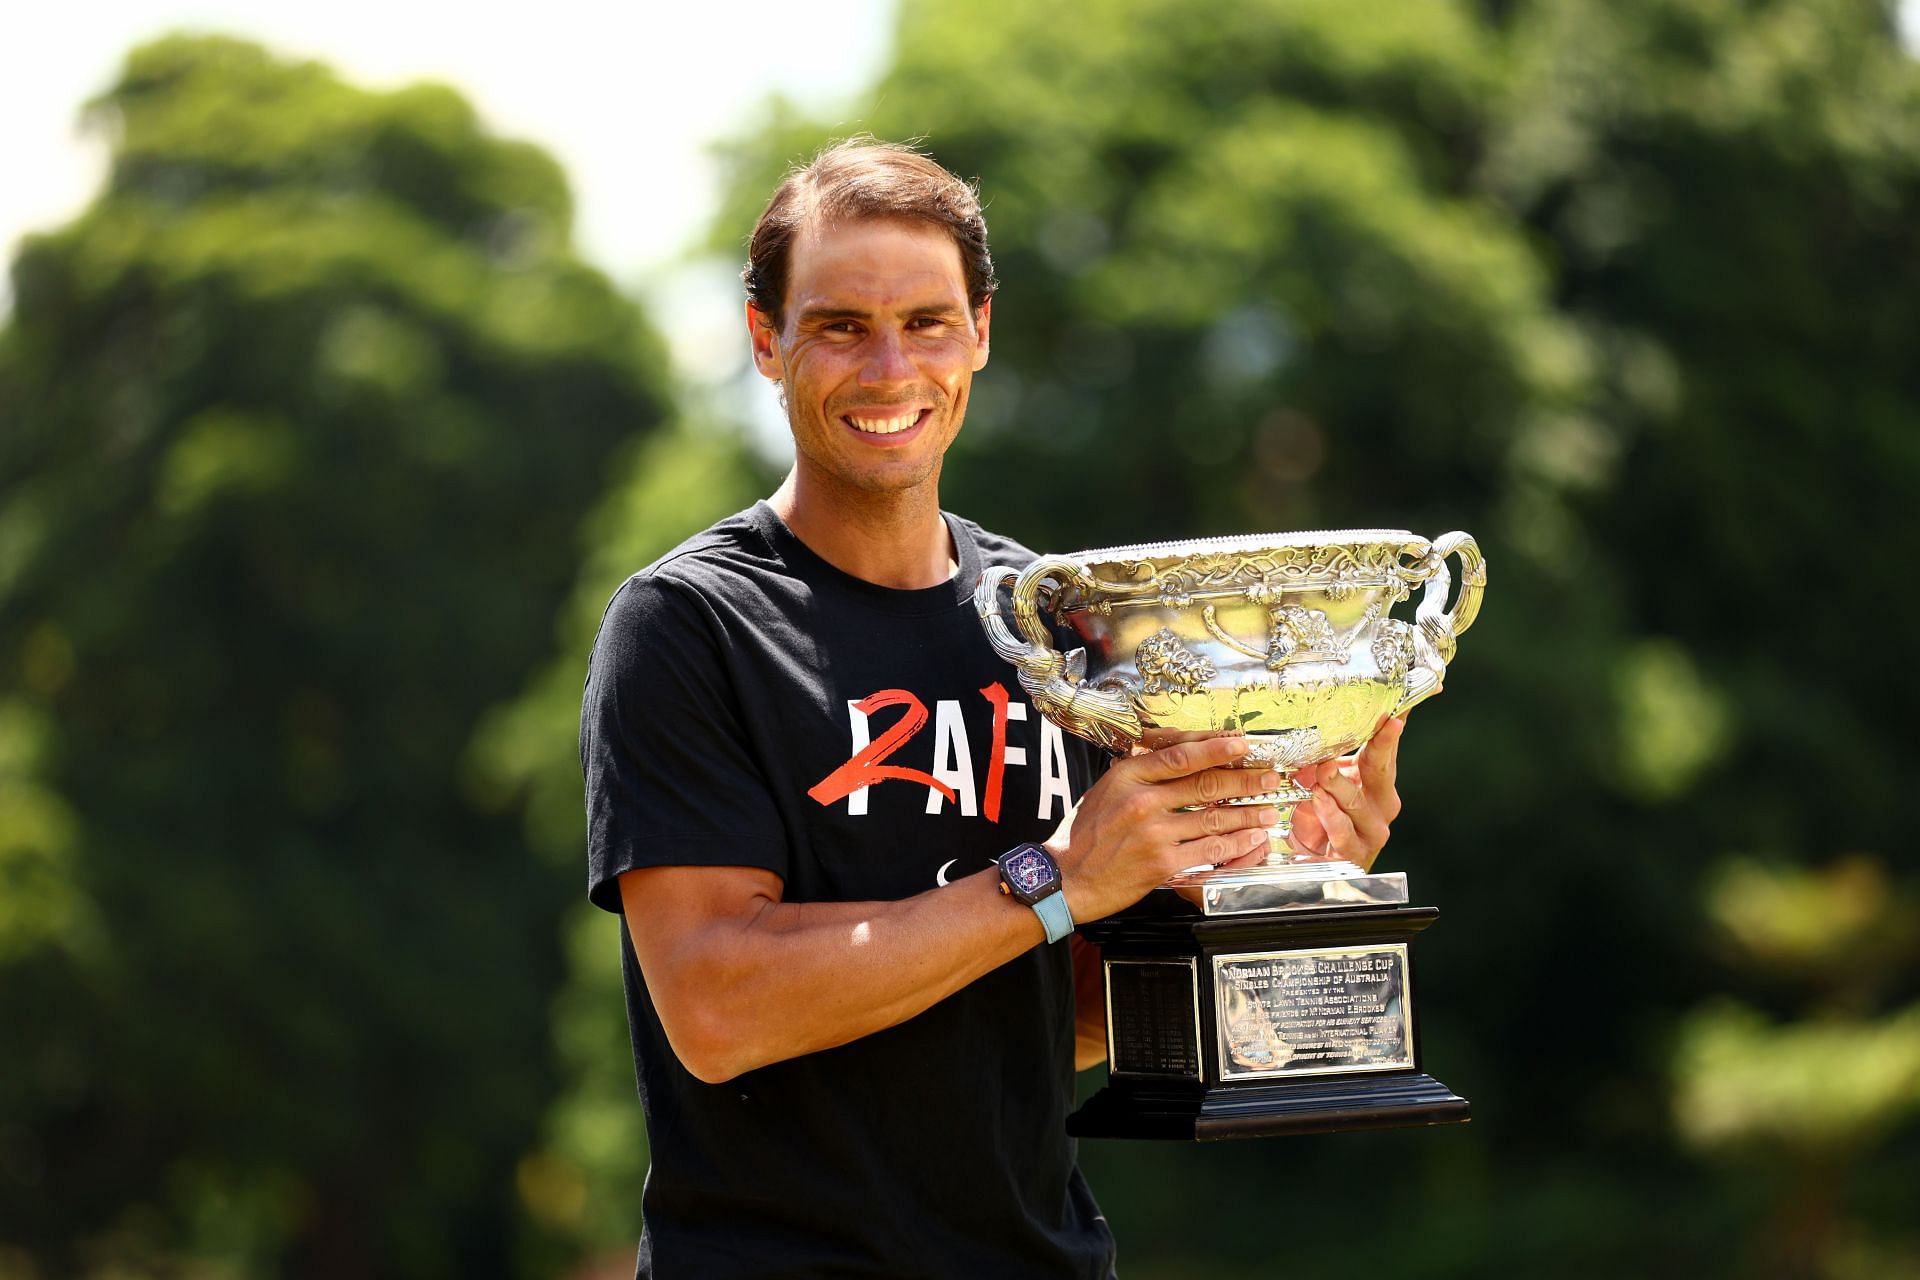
[600,503,787,622]
[589,505,783,666]
[639,504,783,594]
[950,512,1045,572]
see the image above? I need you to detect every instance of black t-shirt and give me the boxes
[581,500,1116,1280]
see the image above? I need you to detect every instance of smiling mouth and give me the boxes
[844,408,929,436]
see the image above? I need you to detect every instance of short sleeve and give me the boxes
[580,573,788,912]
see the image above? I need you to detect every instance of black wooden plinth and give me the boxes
[1069,1070,1469,1141]
[1069,889,1471,1142]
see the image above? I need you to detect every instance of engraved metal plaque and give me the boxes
[1105,958,1202,1079]
[1212,944,1413,1080]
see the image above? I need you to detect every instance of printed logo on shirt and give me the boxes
[807,682,1075,822]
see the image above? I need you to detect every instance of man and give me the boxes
[581,140,1405,1278]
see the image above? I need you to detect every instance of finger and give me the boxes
[1317,769,1390,853]
[1177,767,1286,808]
[1126,735,1250,783]
[1181,827,1273,870]
[1286,806,1331,859]
[1139,726,1235,751]
[1289,843,1345,863]
[1170,802,1280,844]
[1344,740,1401,827]
[1310,786,1378,868]
[1357,717,1403,812]
[1211,836,1274,871]
[1318,765,1363,809]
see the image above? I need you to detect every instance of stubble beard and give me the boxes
[786,391,962,499]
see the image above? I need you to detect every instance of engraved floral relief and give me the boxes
[1239,728,1325,771]
[1135,628,1217,694]
[1372,619,1416,685]
[1324,562,1371,602]
[1265,605,1341,669]
[1243,575,1283,606]
[1091,544,1407,603]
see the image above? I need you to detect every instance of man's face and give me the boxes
[750,216,990,498]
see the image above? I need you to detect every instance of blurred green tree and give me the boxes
[1673,855,1920,1277]
[701,0,1920,1275]
[467,417,768,1273]
[0,35,669,1277]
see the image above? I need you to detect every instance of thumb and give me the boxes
[1050,797,1081,847]
[1286,804,1325,857]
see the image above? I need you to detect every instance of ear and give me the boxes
[971,298,992,372]
[748,301,784,379]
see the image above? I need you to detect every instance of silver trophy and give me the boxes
[975,529,1483,913]
[976,529,1484,1139]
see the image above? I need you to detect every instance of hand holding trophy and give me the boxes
[976,529,1484,1139]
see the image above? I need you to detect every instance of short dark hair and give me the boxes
[743,138,998,327]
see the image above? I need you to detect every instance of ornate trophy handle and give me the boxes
[974,558,1142,755]
[1392,531,1487,718]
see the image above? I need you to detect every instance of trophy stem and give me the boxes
[1167,765,1409,910]
[1265,822,1296,863]
[1224,771,1313,866]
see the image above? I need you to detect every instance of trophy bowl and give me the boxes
[975,528,1484,878]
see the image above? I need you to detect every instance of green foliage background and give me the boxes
[688,3,1920,1276]
[0,35,676,1278]
[5,2,1920,1276]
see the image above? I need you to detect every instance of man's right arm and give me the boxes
[619,735,1283,1084]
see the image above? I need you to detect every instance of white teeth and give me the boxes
[849,413,918,435]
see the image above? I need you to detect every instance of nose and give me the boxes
[859,328,915,386]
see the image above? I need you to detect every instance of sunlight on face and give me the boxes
[753,216,990,499]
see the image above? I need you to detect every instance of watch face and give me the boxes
[1003,847,1054,896]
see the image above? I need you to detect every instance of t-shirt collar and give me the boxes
[748,500,983,616]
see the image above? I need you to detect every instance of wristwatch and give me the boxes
[995,843,1073,944]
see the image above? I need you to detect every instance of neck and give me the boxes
[769,469,957,590]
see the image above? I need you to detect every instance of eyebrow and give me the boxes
[795,301,971,326]
[795,306,872,325]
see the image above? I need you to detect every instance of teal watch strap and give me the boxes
[1031,891,1074,944]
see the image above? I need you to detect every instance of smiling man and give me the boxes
[580,140,1406,1279]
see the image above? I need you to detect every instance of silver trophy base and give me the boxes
[1167,858,1410,917]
